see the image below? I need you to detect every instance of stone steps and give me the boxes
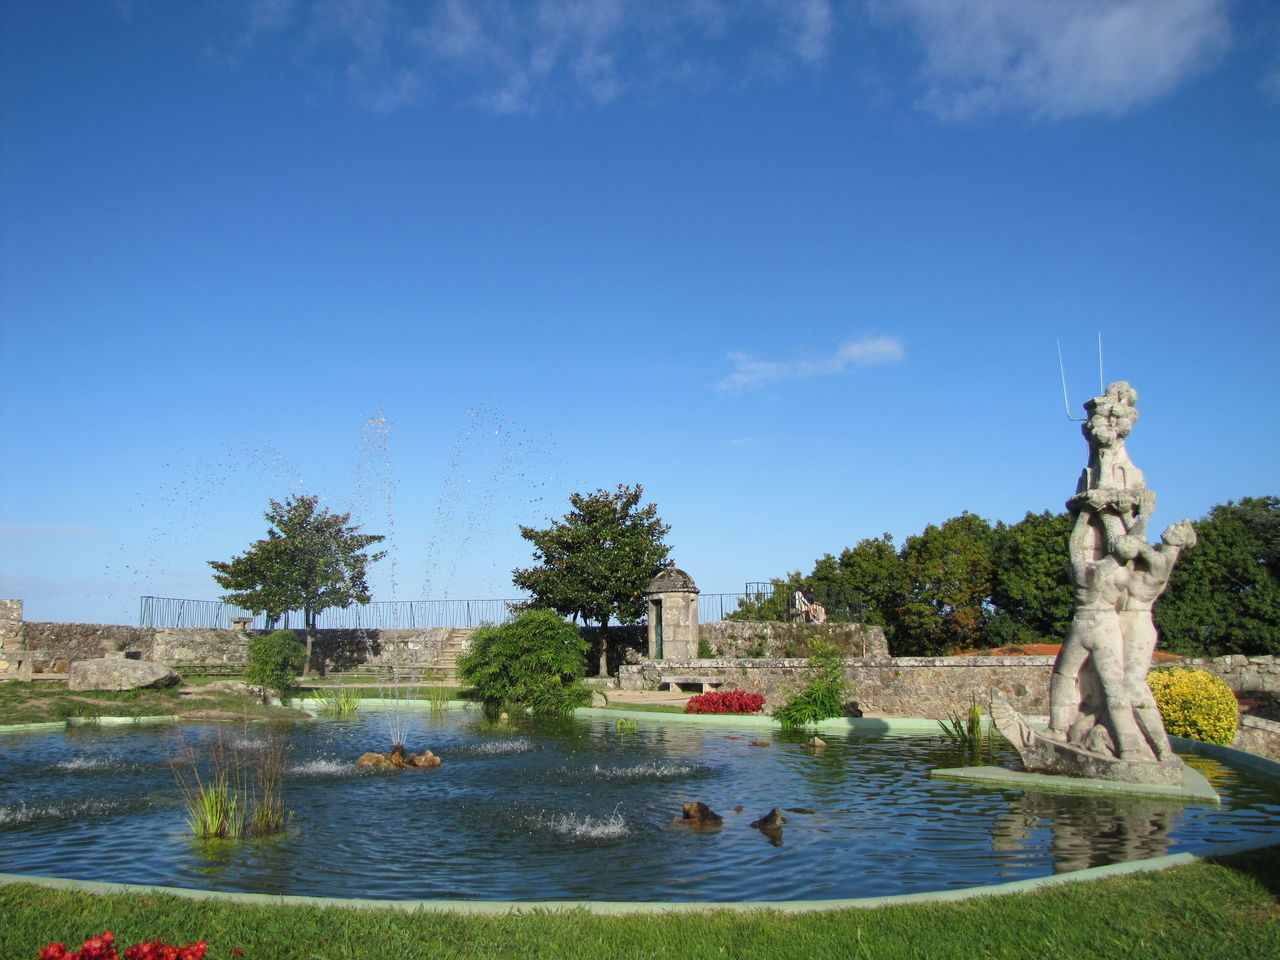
[430,628,472,683]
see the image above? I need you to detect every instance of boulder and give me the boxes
[749,808,788,830]
[67,658,179,692]
[678,801,723,827]
[805,736,827,749]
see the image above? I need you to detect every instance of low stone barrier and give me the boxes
[1183,655,1280,695]
[619,656,1056,718]
[697,620,888,659]
[1234,715,1280,760]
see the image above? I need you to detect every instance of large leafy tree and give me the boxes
[513,483,671,676]
[824,534,903,629]
[895,512,994,655]
[1155,496,1280,656]
[728,535,903,628]
[210,495,386,675]
[987,510,1074,646]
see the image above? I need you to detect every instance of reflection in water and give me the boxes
[992,790,1178,873]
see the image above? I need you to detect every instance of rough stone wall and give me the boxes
[150,627,456,673]
[619,655,1055,718]
[0,599,23,651]
[1233,715,1280,760]
[13,622,150,672]
[1182,655,1280,695]
[0,613,653,678]
[697,621,889,659]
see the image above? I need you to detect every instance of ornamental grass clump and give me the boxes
[1147,666,1239,746]
[937,694,997,765]
[170,732,291,839]
[772,638,849,730]
[685,690,766,714]
[312,681,360,718]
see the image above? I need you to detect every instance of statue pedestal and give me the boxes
[991,693,1186,788]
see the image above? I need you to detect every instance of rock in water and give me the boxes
[749,808,788,830]
[356,748,442,770]
[805,736,827,749]
[679,801,723,827]
[407,749,441,768]
[68,658,179,692]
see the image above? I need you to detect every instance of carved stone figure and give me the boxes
[992,382,1195,786]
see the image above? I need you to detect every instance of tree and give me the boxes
[512,483,671,676]
[1155,496,1280,656]
[823,534,903,630]
[210,495,386,675]
[988,510,1074,646]
[895,512,994,655]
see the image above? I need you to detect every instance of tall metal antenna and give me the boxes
[1057,340,1084,421]
[1097,332,1105,394]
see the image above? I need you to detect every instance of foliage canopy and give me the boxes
[209,494,386,673]
[1154,497,1280,656]
[512,483,670,675]
[744,495,1275,657]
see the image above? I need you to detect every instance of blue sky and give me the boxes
[2,1,1277,625]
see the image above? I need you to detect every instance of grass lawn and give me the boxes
[0,678,307,725]
[1,847,1276,960]
[595,701,688,714]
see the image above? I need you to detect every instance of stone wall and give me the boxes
[618,655,1055,718]
[1234,715,1280,760]
[0,612,648,678]
[4,621,150,673]
[148,627,458,674]
[1182,655,1280,696]
[697,620,889,659]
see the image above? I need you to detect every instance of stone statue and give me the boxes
[992,382,1195,786]
[1118,520,1197,760]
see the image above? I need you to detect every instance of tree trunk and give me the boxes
[303,608,315,677]
[597,621,609,678]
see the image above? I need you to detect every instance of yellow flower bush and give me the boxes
[1147,667,1239,746]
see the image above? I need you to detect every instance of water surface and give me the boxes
[1,710,1277,901]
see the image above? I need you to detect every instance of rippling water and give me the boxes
[1,711,1277,902]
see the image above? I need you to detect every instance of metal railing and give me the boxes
[139,596,524,631]
[141,585,778,631]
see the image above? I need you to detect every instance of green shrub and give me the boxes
[1147,666,1239,746]
[244,630,307,703]
[457,609,593,717]
[772,638,849,730]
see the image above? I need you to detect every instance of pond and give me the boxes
[2,709,1278,902]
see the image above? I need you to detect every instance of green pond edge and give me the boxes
[2,700,1279,915]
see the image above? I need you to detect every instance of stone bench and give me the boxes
[3,649,50,682]
[659,675,726,694]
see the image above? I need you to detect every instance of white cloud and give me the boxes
[873,0,1231,119]
[221,0,836,114]
[715,334,905,393]
[770,0,834,67]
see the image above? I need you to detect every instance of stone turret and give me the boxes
[646,563,699,659]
